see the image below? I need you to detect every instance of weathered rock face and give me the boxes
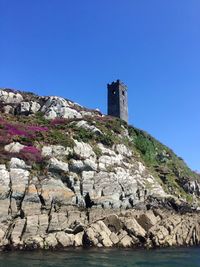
[0,90,23,104]
[148,211,200,247]
[0,206,200,250]
[0,88,200,251]
[0,140,199,251]
[0,89,101,119]
[183,180,200,196]
[40,96,82,120]
[0,140,167,213]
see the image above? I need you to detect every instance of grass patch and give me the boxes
[128,125,200,199]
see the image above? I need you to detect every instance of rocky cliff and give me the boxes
[0,88,199,250]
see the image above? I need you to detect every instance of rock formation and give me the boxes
[0,88,199,250]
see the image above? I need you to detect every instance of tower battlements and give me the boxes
[107,79,128,89]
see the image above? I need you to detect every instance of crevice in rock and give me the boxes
[20,217,27,241]
[46,200,54,233]
[118,181,125,193]
[4,220,16,244]
[84,193,94,209]
[137,235,146,244]
[61,175,75,193]
[18,176,30,218]
[128,198,134,207]
[19,209,25,219]
[35,179,46,210]
[86,210,90,223]
[119,194,124,201]
[38,195,45,206]
[80,179,83,196]
[136,188,141,200]
[8,173,13,215]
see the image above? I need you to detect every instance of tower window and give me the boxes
[112,90,116,95]
[122,91,125,96]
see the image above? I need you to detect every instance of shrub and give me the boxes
[27,126,48,132]
[34,112,49,125]
[12,136,33,146]
[93,145,102,158]
[6,124,31,138]
[0,147,12,164]
[48,129,74,147]
[104,118,123,134]
[75,128,94,143]
[96,132,115,147]
[0,133,12,145]
[19,146,43,163]
[134,135,156,165]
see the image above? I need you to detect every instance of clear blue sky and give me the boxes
[1,0,200,171]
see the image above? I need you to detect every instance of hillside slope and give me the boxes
[0,88,199,250]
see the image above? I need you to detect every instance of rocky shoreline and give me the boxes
[1,207,200,251]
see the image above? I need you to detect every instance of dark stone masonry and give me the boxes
[107,80,128,123]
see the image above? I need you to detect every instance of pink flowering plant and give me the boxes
[19,146,43,163]
[0,116,50,145]
[27,126,49,132]
[0,114,74,165]
[5,124,31,138]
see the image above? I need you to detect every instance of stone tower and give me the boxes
[107,80,128,123]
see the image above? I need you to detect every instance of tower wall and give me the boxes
[107,80,128,123]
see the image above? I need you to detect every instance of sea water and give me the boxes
[0,247,199,267]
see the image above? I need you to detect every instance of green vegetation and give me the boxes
[71,117,122,147]
[33,112,49,125]
[74,127,94,143]
[93,145,102,158]
[1,109,199,202]
[128,127,171,166]
[47,129,74,147]
[128,126,199,199]
[96,132,116,147]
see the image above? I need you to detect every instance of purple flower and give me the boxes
[21,146,40,154]
[20,146,43,163]
[5,124,30,137]
[27,126,48,132]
